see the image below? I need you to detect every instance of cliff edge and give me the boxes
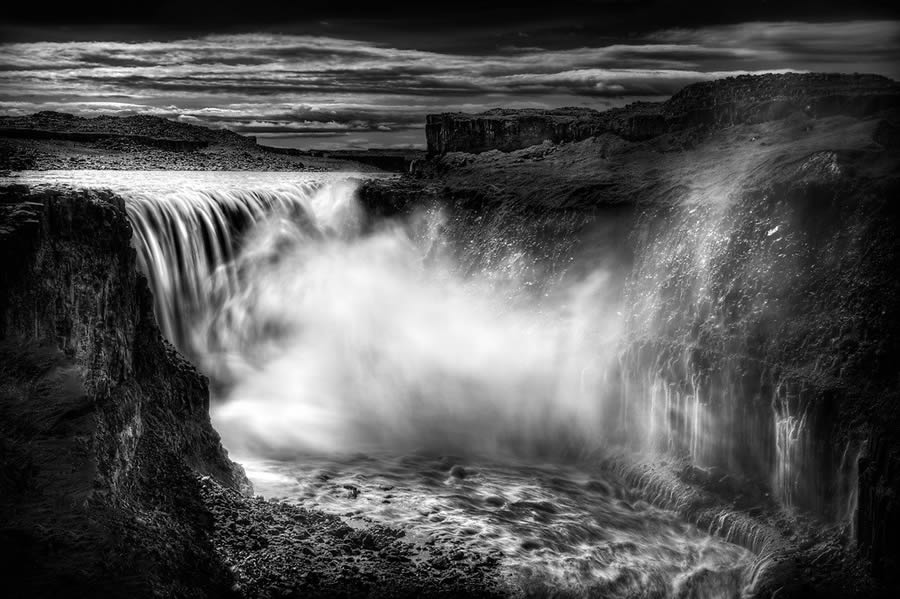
[0,186,249,597]
[426,73,900,155]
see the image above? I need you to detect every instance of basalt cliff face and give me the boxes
[0,186,249,598]
[426,73,900,155]
[368,72,900,595]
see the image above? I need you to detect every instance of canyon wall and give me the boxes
[619,148,900,590]
[371,71,900,593]
[0,186,248,598]
[425,105,662,155]
[426,73,900,155]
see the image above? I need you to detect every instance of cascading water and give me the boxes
[615,176,860,527]
[37,172,618,459]
[120,172,755,596]
[14,169,857,596]
[125,180,327,354]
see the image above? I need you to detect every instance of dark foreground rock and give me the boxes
[200,477,507,599]
[0,187,248,597]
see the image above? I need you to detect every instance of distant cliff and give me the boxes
[0,186,249,598]
[426,73,900,154]
[0,110,256,147]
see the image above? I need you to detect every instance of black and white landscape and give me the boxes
[1,3,899,598]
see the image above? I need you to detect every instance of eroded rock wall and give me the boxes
[426,73,900,155]
[620,148,900,584]
[0,185,248,598]
[425,105,663,155]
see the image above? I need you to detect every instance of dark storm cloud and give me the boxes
[3,1,897,48]
[1,18,898,148]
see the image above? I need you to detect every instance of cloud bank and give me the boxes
[1,20,897,148]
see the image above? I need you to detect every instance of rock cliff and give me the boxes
[0,186,249,598]
[426,73,900,155]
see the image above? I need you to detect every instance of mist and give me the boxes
[204,181,624,459]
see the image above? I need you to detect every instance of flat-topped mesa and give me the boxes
[425,104,661,155]
[426,72,900,155]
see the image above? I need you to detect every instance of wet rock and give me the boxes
[449,465,469,479]
[199,475,508,597]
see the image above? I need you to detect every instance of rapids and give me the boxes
[6,170,765,597]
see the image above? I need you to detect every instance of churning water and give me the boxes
[8,171,763,597]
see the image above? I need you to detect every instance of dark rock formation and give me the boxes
[200,477,506,598]
[425,104,674,155]
[661,72,900,127]
[0,186,249,598]
[426,73,900,155]
[426,106,634,155]
[626,148,900,596]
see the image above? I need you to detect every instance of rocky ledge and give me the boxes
[200,477,506,598]
[0,186,250,596]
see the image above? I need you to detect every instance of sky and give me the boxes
[1,2,898,150]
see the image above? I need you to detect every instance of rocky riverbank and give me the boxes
[200,476,506,598]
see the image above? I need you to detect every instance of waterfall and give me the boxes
[613,176,863,527]
[121,176,623,459]
[99,169,856,526]
[125,180,335,356]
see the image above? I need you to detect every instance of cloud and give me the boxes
[0,20,897,147]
